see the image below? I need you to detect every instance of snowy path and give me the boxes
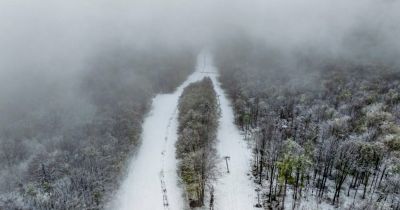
[205,53,258,210]
[111,52,214,210]
[111,51,256,210]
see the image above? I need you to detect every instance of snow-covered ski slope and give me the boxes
[111,52,211,210]
[204,53,257,210]
[111,51,256,210]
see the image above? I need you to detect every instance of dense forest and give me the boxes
[214,39,400,209]
[0,47,196,209]
[176,77,219,208]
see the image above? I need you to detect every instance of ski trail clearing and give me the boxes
[111,53,212,210]
[205,53,258,210]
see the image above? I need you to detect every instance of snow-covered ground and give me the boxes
[110,51,257,210]
[204,53,258,210]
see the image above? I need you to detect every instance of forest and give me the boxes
[0,47,196,209]
[176,77,219,208]
[214,37,400,209]
[1,0,400,209]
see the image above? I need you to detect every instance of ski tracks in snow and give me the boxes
[160,108,177,210]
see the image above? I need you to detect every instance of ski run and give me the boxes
[111,51,257,210]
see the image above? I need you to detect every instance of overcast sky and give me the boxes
[0,0,399,109]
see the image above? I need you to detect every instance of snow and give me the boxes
[204,53,258,210]
[110,51,257,210]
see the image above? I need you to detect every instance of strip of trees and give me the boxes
[214,38,400,209]
[176,77,219,208]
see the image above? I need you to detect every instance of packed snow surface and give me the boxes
[111,51,256,210]
[205,53,258,210]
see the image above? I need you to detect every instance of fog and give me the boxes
[0,0,399,208]
[1,0,399,81]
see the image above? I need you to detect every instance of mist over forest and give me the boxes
[1,0,399,209]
